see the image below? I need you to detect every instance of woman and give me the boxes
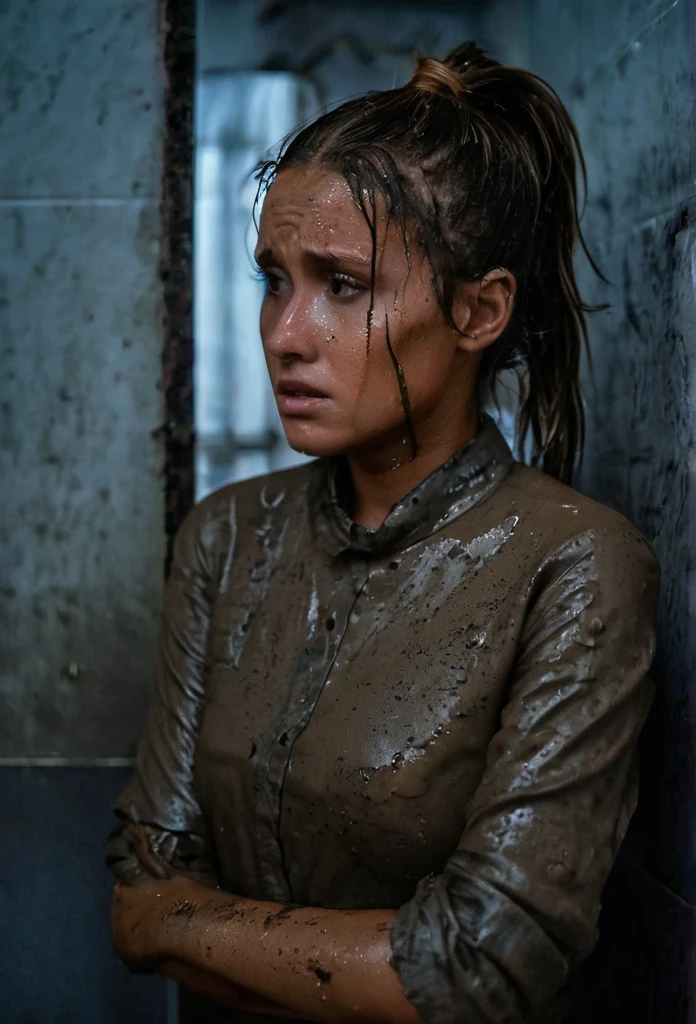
[109,42,659,1024]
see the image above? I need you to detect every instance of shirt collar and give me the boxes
[312,415,514,558]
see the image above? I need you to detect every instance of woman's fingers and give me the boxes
[128,823,175,880]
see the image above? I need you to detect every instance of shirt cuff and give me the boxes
[390,861,570,1024]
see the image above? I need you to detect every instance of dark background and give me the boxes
[1,0,694,1020]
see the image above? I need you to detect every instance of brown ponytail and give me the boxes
[258,42,602,482]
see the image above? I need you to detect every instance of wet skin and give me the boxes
[255,166,516,527]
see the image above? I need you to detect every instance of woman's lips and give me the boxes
[276,378,330,415]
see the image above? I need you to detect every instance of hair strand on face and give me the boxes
[384,312,419,461]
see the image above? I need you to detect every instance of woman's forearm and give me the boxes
[159,959,305,1017]
[157,881,420,1024]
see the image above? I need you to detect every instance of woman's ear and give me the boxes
[453,267,517,352]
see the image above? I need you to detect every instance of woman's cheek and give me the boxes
[312,294,354,341]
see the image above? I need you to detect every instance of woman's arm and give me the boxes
[389,524,660,1024]
[107,500,220,881]
[159,960,306,1017]
[112,877,420,1024]
[107,499,306,1016]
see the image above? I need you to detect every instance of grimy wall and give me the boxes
[0,2,166,759]
[0,0,170,1019]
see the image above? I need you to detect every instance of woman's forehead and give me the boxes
[258,167,400,259]
[262,168,360,228]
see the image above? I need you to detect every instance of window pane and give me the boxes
[194,72,318,500]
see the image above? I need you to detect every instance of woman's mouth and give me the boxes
[276,378,330,415]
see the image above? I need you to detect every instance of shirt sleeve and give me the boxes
[390,523,660,1024]
[106,499,225,887]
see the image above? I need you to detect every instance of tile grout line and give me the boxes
[0,757,136,767]
[0,197,157,207]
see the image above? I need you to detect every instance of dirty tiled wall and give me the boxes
[530,0,694,878]
[0,0,172,1019]
[0,0,166,759]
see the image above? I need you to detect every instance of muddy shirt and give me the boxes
[107,417,659,1024]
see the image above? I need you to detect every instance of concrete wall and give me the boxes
[199,0,481,102]
[0,0,170,1019]
[483,1,696,1019]
[0,0,166,761]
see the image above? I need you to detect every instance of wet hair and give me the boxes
[256,42,602,481]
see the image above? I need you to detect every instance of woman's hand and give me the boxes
[112,879,301,1015]
[112,875,205,973]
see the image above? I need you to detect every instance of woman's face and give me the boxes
[255,165,507,463]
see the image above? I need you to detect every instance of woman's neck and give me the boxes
[347,414,479,530]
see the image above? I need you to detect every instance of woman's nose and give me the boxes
[263,292,321,363]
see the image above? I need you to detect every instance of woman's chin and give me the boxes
[283,424,352,460]
[286,438,347,460]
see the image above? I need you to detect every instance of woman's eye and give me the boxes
[329,273,362,297]
[255,267,289,296]
[267,271,291,296]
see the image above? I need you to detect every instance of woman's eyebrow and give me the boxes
[305,248,372,269]
[254,246,372,269]
[255,248,274,268]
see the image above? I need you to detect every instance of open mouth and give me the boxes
[277,380,329,399]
